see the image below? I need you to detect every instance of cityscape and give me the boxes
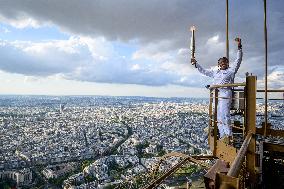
[0,95,283,188]
[0,1,283,188]
[0,95,210,189]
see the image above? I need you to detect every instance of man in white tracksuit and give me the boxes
[191,38,243,142]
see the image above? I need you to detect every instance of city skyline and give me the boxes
[0,0,283,97]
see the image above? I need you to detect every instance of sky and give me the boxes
[0,0,283,97]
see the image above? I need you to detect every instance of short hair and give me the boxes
[218,57,229,65]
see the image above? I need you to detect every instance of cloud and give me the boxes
[0,0,283,89]
[0,0,217,42]
[0,37,206,87]
[0,14,44,29]
[0,38,91,76]
[257,66,284,89]
[3,0,281,52]
[1,32,282,89]
[132,40,174,62]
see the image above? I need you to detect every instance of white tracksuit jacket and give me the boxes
[196,49,243,137]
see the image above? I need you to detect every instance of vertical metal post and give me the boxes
[226,0,229,60]
[259,141,264,183]
[246,76,257,186]
[263,0,268,136]
[243,86,247,138]
[213,89,219,156]
[208,90,213,146]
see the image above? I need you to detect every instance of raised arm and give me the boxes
[195,62,214,78]
[230,38,243,74]
[191,58,214,78]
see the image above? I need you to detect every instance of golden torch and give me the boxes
[190,26,196,67]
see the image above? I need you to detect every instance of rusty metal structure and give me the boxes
[115,1,284,188]
[204,77,284,189]
[132,78,284,189]
[115,77,284,189]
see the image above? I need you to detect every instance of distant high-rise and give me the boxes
[83,130,89,147]
[59,104,65,113]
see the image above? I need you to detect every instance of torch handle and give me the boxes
[190,26,196,61]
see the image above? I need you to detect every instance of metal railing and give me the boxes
[207,76,257,188]
[208,82,247,157]
[210,76,284,188]
[256,89,284,137]
[115,77,283,189]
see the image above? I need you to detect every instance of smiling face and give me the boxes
[218,57,229,70]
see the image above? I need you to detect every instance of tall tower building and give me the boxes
[83,129,89,147]
[59,104,65,113]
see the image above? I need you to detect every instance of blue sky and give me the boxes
[0,23,69,41]
[0,0,283,97]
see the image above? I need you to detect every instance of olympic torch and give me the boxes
[190,26,196,67]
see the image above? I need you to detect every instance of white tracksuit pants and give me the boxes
[217,89,232,138]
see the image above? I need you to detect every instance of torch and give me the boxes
[190,26,196,67]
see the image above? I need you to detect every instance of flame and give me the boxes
[190,26,196,31]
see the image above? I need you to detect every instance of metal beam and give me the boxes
[245,76,257,186]
[216,173,240,189]
[256,123,284,137]
[226,0,229,59]
[263,142,284,153]
[204,159,230,188]
[209,82,246,89]
[263,0,268,136]
[227,133,252,177]
[209,90,213,148]
[213,89,218,156]
[257,89,284,92]
[143,156,210,189]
